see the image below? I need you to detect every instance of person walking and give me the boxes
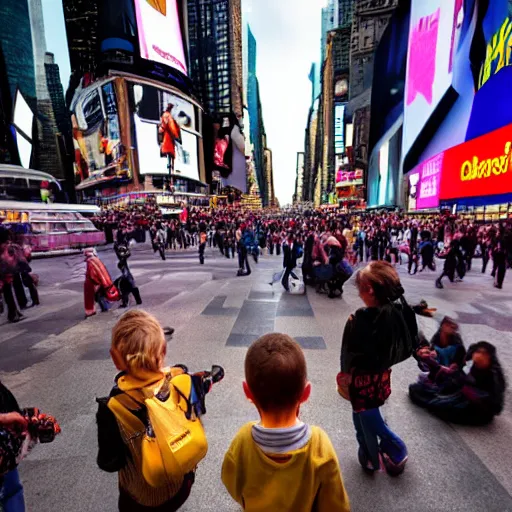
[84,248,118,318]
[236,224,251,276]
[281,232,301,292]
[340,261,417,475]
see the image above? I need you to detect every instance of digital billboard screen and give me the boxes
[134,0,187,76]
[440,122,512,201]
[403,0,464,158]
[334,104,345,155]
[416,152,444,209]
[132,83,199,181]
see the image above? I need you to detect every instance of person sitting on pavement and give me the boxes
[409,341,506,425]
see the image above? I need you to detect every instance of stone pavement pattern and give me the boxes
[1,244,512,512]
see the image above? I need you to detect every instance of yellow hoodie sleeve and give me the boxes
[221,442,243,506]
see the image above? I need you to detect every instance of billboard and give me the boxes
[440,122,512,201]
[71,81,130,184]
[334,104,345,155]
[134,0,187,76]
[403,0,464,158]
[12,91,34,169]
[132,83,199,181]
[415,152,444,209]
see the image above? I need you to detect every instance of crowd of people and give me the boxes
[1,203,510,511]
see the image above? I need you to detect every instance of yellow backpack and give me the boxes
[129,372,208,490]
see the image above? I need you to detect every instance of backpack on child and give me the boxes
[104,366,224,492]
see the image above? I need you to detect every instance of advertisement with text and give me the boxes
[134,0,188,76]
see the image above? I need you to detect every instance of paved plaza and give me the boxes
[1,244,512,512]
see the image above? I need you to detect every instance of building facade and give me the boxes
[349,0,398,189]
[187,0,242,117]
[63,0,99,87]
[294,152,304,204]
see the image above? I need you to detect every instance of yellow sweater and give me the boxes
[222,422,350,512]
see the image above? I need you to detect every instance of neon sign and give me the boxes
[440,123,512,200]
[478,17,512,89]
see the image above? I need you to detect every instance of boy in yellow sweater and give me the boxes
[222,333,350,511]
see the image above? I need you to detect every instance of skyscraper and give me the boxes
[0,0,36,104]
[187,0,243,117]
[45,53,71,138]
[28,0,64,179]
[63,0,99,91]
[247,25,265,202]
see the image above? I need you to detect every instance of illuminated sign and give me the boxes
[334,104,345,155]
[403,0,462,158]
[441,123,512,200]
[479,17,512,89]
[336,169,363,188]
[416,152,444,209]
[134,0,187,76]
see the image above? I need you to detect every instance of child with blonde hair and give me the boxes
[96,310,194,512]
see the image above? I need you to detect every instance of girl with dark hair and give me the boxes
[409,341,506,425]
[339,261,418,475]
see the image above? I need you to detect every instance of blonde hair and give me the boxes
[355,261,404,304]
[112,310,166,373]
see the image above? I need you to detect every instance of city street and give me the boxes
[1,245,512,512]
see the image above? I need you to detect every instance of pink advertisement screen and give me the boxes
[416,152,444,209]
[134,0,188,76]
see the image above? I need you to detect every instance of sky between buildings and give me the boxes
[39,0,322,205]
[245,0,323,205]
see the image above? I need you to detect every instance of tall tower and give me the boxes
[187,0,242,116]
[0,0,36,104]
[28,0,64,178]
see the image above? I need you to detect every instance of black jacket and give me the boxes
[282,243,301,269]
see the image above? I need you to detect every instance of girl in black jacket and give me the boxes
[340,261,418,475]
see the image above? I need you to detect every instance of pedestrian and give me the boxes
[84,248,119,318]
[236,224,251,276]
[222,333,351,511]
[198,231,207,265]
[114,245,142,308]
[435,240,463,289]
[492,239,507,289]
[281,232,301,292]
[339,261,417,474]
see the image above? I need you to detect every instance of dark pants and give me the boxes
[157,243,166,261]
[13,274,27,309]
[0,468,25,512]
[353,408,407,471]
[482,249,490,273]
[118,473,193,512]
[269,243,274,255]
[238,244,251,275]
[496,260,506,288]
[281,266,298,291]
[199,242,206,264]
[3,282,21,321]
[118,277,142,307]
[276,244,281,256]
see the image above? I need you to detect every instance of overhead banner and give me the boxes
[441,122,512,200]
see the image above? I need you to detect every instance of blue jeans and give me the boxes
[0,469,25,512]
[353,408,407,470]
